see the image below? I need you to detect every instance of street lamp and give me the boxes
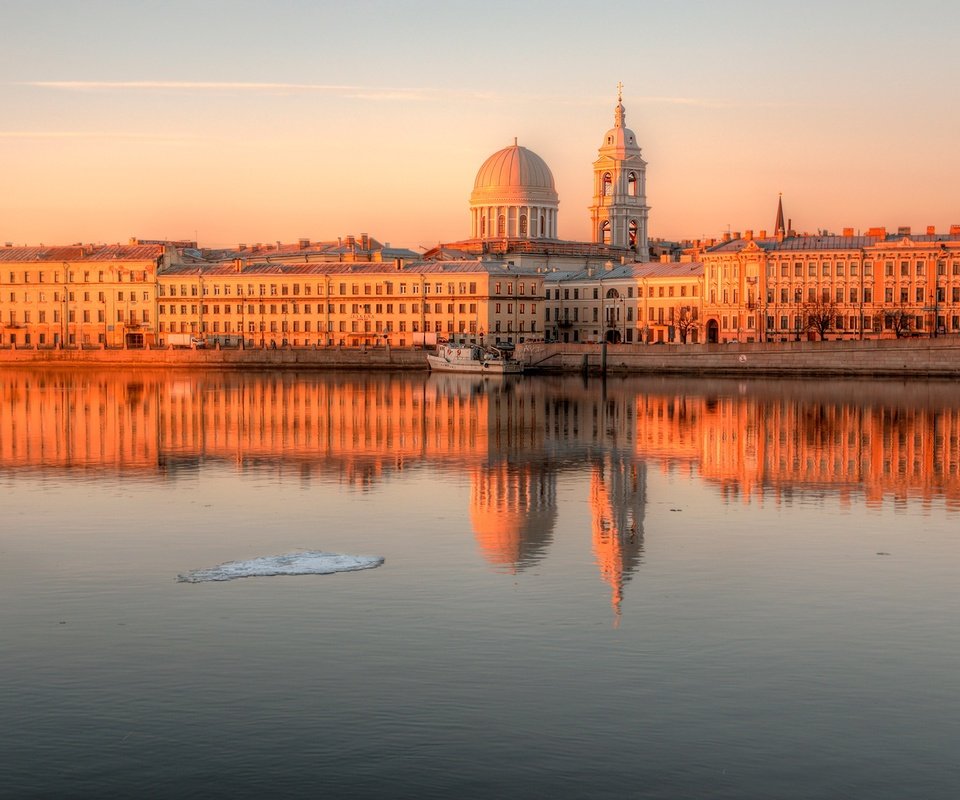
[934,244,947,338]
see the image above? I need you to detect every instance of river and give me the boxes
[1,369,958,798]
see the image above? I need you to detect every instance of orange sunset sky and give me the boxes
[2,0,958,249]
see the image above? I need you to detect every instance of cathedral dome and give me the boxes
[469,139,559,239]
[471,141,557,202]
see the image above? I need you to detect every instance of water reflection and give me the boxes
[1,370,959,595]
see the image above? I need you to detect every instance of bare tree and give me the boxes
[884,306,914,339]
[674,305,699,344]
[804,298,837,341]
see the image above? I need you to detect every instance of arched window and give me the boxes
[602,173,613,197]
[540,215,545,237]
[628,220,639,249]
[519,215,528,237]
[497,215,505,237]
[599,221,610,245]
[627,172,638,197]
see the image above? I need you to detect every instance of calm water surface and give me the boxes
[1,369,958,799]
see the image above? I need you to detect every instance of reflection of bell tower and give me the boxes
[590,456,647,624]
[589,84,649,259]
[470,463,557,573]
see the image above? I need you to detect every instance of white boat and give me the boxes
[427,342,523,374]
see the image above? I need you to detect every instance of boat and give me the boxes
[426,342,523,374]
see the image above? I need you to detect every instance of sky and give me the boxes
[1,0,958,249]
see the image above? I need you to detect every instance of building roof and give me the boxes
[0,244,165,263]
[707,232,960,254]
[158,259,546,279]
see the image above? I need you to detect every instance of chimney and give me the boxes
[867,226,886,238]
[346,235,356,248]
[950,225,960,236]
[238,243,246,251]
[660,254,670,263]
[842,227,854,237]
[744,230,753,241]
[234,258,244,273]
[733,231,741,240]
[298,238,310,250]
[722,232,731,242]
[759,230,767,239]
[394,257,403,271]
[897,226,911,236]
[927,225,936,236]
[360,233,369,250]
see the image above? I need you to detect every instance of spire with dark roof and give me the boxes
[775,193,786,236]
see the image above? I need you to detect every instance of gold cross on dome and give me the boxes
[617,81,623,102]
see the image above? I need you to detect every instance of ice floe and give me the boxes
[178,551,385,583]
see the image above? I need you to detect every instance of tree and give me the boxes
[884,307,913,339]
[804,298,837,341]
[674,305,699,344]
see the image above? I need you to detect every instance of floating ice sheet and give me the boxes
[178,551,385,583]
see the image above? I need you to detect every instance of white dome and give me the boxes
[470,142,558,205]
[469,140,560,240]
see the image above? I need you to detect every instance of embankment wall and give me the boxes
[2,338,960,377]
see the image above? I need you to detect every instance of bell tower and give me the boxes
[589,84,649,260]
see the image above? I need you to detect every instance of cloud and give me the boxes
[22,80,430,100]
[19,81,787,110]
[0,130,200,142]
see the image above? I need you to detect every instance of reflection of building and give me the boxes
[590,456,646,623]
[470,464,557,573]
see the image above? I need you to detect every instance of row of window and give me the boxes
[159,320,539,335]
[5,309,148,324]
[158,280,523,298]
[2,270,149,284]
[159,302,534,317]
[0,290,150,304]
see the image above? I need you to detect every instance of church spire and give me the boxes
[614,81,625,128]
[775,193,785,236]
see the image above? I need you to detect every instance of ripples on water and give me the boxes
[1,369,958,799]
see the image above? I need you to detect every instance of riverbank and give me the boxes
[522,337,960,377]
[2,337,960,377]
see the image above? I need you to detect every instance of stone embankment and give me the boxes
[2,338,960,377]
[519,338,960,377]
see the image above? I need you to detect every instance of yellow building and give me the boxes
[0,243,174,348]
[699,223,960,343]
[156,259,544,348]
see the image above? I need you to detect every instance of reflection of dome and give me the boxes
[469,140,559,240]
[470,465,556,573]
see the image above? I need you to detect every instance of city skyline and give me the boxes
[2,0,959,248]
